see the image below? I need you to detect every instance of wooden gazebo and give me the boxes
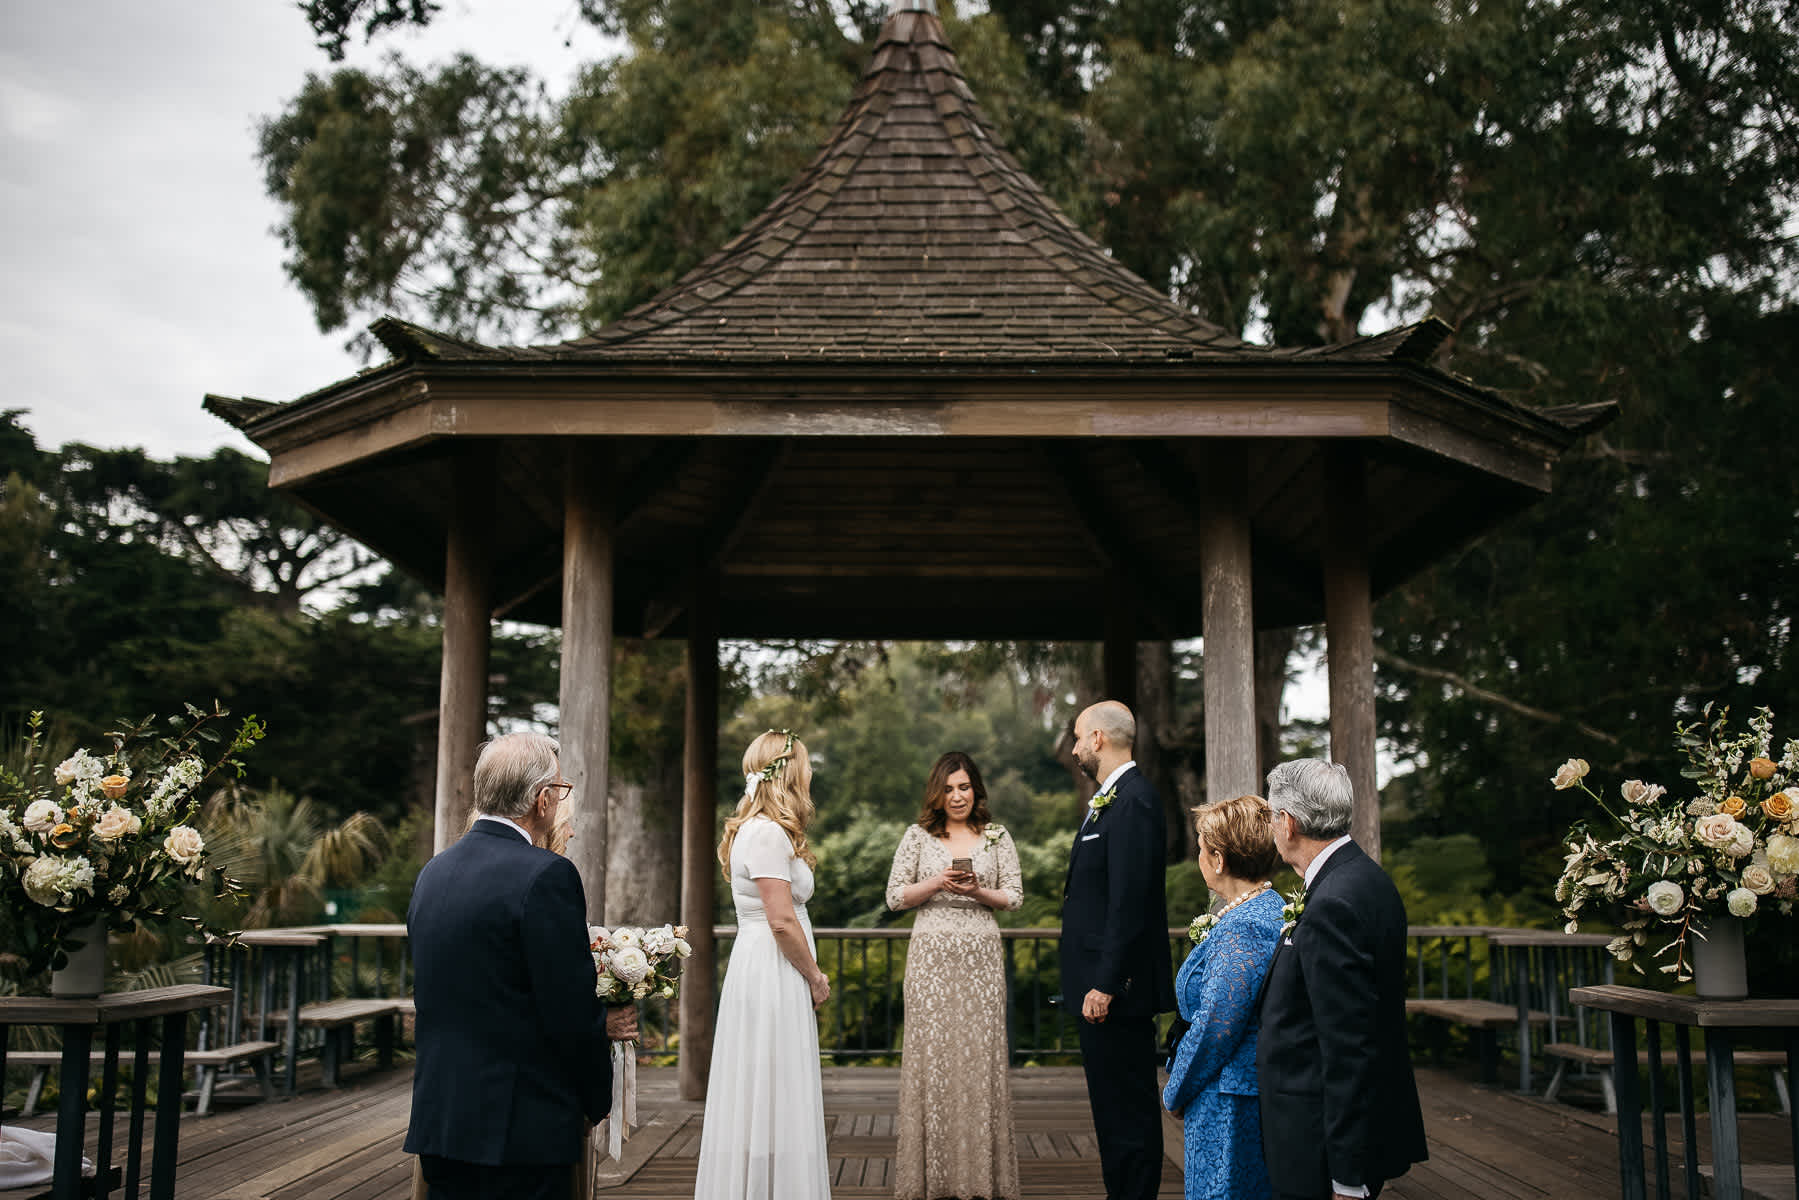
[209,0,1601,1095]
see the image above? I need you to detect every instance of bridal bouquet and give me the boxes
[1,705,263,975]
[1556,704,1798,979]
[588,921,691,1160]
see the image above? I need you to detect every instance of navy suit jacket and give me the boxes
[403,820,613,1167]
[1059,765,1176,1019]
[1256,840,1427,1193]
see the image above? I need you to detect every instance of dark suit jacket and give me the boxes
[1256,840,1427,1194]
[403,820,613,1167]
[1060,765,1176,1019]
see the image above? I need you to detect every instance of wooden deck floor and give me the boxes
[4,1061,1792,1199]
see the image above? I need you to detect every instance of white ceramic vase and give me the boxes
[50,916,109,999]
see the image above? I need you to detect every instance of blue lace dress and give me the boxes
[1162,886,1283,1200]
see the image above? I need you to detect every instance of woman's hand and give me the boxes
[938,868,977,896]
[808,971,831,1009]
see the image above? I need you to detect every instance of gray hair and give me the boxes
[1265,759,1354,840]
[1083,700,1136,751]
[472,733,561,820]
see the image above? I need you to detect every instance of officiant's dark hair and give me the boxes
[918,751,992,836]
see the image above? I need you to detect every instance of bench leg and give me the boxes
[376,1014,395,1070]
[22,1066,47,1118]
[322,1030,342,1088]
[253,1052,275,1101]
[197,1064,216,1116]
[1477,1030,1500,1084]
[1775,1068,1791,1117]
[1544,1058,1569,1104]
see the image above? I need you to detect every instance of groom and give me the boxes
[406,733,635,1200]
[1061,700,1175,1200]
[1257,759,1426,1199]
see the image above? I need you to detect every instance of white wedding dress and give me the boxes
[693,817,831,1200]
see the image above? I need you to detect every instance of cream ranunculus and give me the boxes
[22,799,63,834]
[1727,887,1758,917]
[608,945,650,985]
[163,825,205,868]
[1696,813,1740,848]
[1767,833,1799,875]
[93,805,141,842]
[1742,863,1777,895]
[1645,879,1685,916]
[1552,758,1591,790]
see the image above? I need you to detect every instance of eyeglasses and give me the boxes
[542,782,574,801]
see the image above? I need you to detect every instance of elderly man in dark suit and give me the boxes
[1257,759,1427,1199]
[1061,700,1176,1200]
[405,732,636,1200]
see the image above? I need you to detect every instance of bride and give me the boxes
[693,730,832,1200]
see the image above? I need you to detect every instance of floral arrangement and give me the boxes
[981,824,1006,848]
[1556,705,1799,979]
[0,704,264,976]
[589,922,691,1004]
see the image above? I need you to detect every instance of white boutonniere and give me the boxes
[1088,787,1117,818]
[1279,888,1307,936]
[1188,912,1218,944]
[982,824,1006,847]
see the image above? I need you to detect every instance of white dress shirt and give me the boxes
[476,813,533,844]
[1082,760,1137,830]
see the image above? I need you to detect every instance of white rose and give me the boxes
[23,799,63,834]
[673,937,692,958]
[1727,888,1758,918]
[1741,863,1776,895]
[1767,833,1799,875]
[1620,779,1666,806]
[1552,758,1591,790]
[1695,813,1739,848]
[608,945,650,984]
[595,972,619,999]
[611,927,641,950]
[1727,824,1756,858]
[93,806,141,842]
[1646,879,1685,916]
[162,825,205,868]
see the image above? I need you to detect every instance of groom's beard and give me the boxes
[1074,746,1099,780]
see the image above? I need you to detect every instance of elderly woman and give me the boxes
[1163,793,1284,1200]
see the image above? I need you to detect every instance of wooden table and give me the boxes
[1569,985,1799,1200]
[0,985,229,1200]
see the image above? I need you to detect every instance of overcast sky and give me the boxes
[1,0,612,460]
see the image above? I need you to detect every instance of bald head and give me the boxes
[1079,701,1135,750]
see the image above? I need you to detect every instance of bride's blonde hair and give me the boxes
[718,730,817,878]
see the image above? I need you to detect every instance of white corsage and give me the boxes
[982,824,1006,848]
[1279,888,1307,936]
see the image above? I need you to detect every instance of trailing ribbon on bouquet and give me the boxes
[603,1040,637,1159]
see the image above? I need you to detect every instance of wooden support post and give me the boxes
[1323,446,1379,858]
[679,578,720,1101]
[1102,601,1138,712]
[561,441,615,924]
[433,443,495,853]
[1199,446,1259,804]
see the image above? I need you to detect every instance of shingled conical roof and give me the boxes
[549,2,1250,363]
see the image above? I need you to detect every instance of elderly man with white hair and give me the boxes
[1255,759,1427,1200]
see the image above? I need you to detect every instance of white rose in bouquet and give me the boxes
[610,927,642,950]
[672,936,693,958]
[1742,862,1777,895]
[1727,887,1759,917]
[595,971,620,1000]
[162,825,205,870]
[1695,813,1739,848]
[1645,879,1685,916]
[641,925,673,956]
[93,806,141,842]
[1727,823,1756,858]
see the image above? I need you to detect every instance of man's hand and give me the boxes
[605,1006,639,1042]
[1081,988,1113,1022]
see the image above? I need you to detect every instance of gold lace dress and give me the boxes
[885,823,1025,1200]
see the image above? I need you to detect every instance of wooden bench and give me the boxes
[1406,997,1549,1083]
[297,999,397,1087]
[1541,1041,1792,1114]
[9,1041,278,1117]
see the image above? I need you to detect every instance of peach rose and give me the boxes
[1720,794,1748,817]
[49,823,81,850]
[1750,757,1778,781]
[100,775,129,800]
[93,806,141,842]
[1764,792,1794,821]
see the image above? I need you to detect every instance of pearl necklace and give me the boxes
[1213,880,1271,916]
